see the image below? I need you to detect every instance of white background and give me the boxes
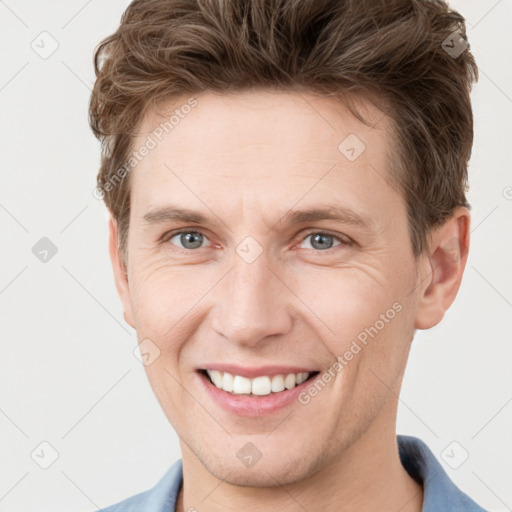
[0,1,511,511]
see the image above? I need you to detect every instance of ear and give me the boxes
[414,207,470,330]
[108,214,136,329]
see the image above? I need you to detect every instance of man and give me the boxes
[88,0,488,510]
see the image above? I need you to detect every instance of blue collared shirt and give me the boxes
[97,435,489,511]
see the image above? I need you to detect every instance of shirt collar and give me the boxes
[398,435,488,511]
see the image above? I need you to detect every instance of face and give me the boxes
[111,90,446,486]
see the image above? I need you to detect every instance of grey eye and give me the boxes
[169,231,208,250]
[301,233,342,251]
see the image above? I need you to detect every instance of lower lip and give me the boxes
[197,371,319,417]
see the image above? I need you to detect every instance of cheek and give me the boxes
[128,248,416,363]
[128,259,207,332]
[289,264,415,377]
[293,264,402,331]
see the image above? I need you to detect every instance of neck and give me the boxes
[176,418,423,512]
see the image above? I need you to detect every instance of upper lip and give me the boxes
[199,364,318,379]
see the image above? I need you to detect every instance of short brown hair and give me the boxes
[89,0,478,263]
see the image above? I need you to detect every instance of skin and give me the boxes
[109,90,470,512]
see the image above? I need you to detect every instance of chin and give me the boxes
[194,443,326,488]
[206,461,308,488]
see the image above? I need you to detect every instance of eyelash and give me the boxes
[161,229,353,253]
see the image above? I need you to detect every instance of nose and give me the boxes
[211,251,293,347]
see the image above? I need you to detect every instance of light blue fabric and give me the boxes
[96,435,489,511]
[397,435,489,511]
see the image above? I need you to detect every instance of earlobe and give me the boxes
[414,207,470,330]
[108,214,136,329]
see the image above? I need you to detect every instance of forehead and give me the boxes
[129,90,402,225]
[136,89,389,165]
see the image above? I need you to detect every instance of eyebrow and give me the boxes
[141,205,376,231]
[143,207,210,226]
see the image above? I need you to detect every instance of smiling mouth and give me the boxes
[200,369,320,396]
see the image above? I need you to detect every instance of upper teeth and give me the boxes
[206,370,311,396]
